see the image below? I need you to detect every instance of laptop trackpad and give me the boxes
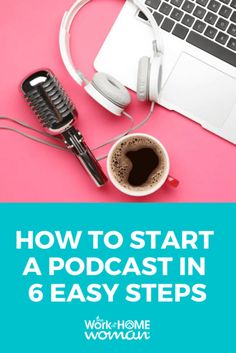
[161,53,236,128]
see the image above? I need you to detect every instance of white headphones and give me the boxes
[59,0,163,117]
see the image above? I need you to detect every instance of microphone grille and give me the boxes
[22,70,77,133]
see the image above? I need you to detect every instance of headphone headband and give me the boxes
[59,0,162,86]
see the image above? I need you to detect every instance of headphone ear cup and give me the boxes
[148,55,162,103]
[92,72,131,108]
[84,72,131,116]
[137,56,150,102]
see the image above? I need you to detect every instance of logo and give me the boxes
[84,316,151,341]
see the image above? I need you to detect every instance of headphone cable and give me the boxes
[96,101,155,161]
[0,116,68,151]
[0,102,155,160]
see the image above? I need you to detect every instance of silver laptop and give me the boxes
[94,0,236,144]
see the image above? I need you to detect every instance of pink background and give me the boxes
[0,0,235,202]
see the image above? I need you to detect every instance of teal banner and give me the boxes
[0,203,235,353]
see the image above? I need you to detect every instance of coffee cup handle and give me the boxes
[166,175,179,188]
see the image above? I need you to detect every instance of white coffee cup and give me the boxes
[107,133,171,197]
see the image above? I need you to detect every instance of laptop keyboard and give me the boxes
[137,0,236,67]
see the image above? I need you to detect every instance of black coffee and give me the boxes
[110,136,166,192]
[126,148,159,186]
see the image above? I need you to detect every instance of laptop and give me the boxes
[94,0,236,144]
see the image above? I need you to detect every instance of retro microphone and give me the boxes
[21,69,107,187]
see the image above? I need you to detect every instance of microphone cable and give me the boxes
[0,99,155,161]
